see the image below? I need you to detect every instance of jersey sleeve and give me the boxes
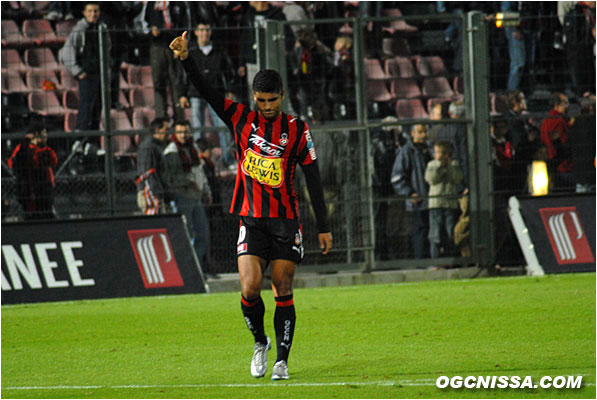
[297,122,318,166]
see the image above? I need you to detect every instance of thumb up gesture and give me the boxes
[170,31,189,60]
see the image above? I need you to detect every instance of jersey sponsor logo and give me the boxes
[241,148,284,187]
[304,130,317,160]
[539,207,595,264]
[249,125,285,157]
[128,229,184,288]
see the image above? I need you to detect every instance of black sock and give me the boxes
[274,294,296,363]
[241,295,267,344]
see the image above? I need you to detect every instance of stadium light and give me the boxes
[495,12,520,28]
[530,161,549,196]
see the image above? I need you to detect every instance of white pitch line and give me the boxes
[4,376,595,391]
[4,379,437,390]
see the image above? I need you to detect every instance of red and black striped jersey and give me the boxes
[223,99,317,219]
[181,56,329,232]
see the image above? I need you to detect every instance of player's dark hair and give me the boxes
[150,117,168,131]
[252,69,283,94]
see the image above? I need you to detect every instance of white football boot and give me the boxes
[271,360,289,380]
[250,337,271,378]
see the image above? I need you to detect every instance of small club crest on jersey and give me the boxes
[279,132,289,146]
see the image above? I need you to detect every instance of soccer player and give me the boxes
[170,32,333,380]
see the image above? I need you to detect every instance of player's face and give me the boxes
[154,121,169,141]
[253,91,284,120]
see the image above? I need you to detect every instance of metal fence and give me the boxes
[2,6,595,274]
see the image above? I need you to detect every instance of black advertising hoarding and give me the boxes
[516,194,596,274]
[1,215,208,304]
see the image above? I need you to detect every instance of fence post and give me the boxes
[463,12,495,267]
[99,23,115,214]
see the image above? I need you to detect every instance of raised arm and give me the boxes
[170,31,228,122]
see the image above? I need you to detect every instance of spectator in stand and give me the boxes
[372,116,402,260]
[61,2,108,138]
[237,1,289,105]
[44,2,74,21]
[290,29,332,121]
[136,118,170,215]
[391,124,432,259]
[490,117,514,193]
[501,1,525,91]
[558,1,596,97]
[434,100,468,186]
[144,1,191,121]
[8,123,58,220]
[568,94,596,193]
[164,120,212,270]
[425,140,464,259]
[505,89,541,192]
[540,92,574,190]
[427,102,449,145]
[177,21,236,166]
[327,33,356,120]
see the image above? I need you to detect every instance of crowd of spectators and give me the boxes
[2,1,595,265]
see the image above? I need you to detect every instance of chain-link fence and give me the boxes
[2,2,595,273]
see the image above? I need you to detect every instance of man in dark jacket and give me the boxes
[540,92,573,190]
[391,124,432,259]
[569,94,596,192]
[136,118,170,215]
[177,21,236,165]
[144,1,191,121]
[237,2,289,104]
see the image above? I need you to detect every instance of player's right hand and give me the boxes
[170,31,189,60]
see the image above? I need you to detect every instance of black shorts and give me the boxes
[236,216,304,264]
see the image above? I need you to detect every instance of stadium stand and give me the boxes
[1,69,29,93]
[22,19,60,47]
[24,47,61,70]
[364,57,392,102]
[28,91,65,116]
[395,98,429,119]
[1,19,34,47]
[1,49,28,72]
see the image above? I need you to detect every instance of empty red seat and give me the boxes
[415,56,448,77]
[55,20,76,45]
[382,8,418,34]
[421,77,455,99]
[129,88,155,109]
[62,90,79,110]
[385,56,417,79]
[64,111,78,132]
[22,19,60,46]
[395,99,429,119]
[364,58,392,102]
[127,65,153,88]
[25,69,60,91]
[390,78,421,99]
[381,37,411,57]
[100,110,135,156]
[28,91,65,115]
[59,68,78,90]
[1,70,29,93]
[132,109,156,130]
[1,20,34,47]
[24,47,60,70]
[1,49,28,72]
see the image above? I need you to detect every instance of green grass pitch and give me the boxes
[2,272,595,399]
